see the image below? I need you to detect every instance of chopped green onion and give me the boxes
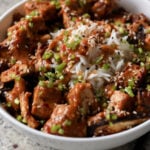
[14,98,20,105]
[58,83,66,91]
[65,0,71,5]
[118,27,125,34]
[111,114,118,120]
[30,10,39,17]
[10,74,20,81]
[105,32,111,38]
[64,120,72,126]
[115,21,122,27]
[82,13,90,19]
[106,113,110,120]
[47,80,54,88]
[80,107,86,115]
[95,56,103,64]
[138,47,143,54]
[51,0,61,9]
[71,17,77,22]
[9,57,16,65]
[56,62,66,72]
[79,0,86,7]
[128,78,135,88]
[45,72,55,81]
[7,102,11,108]
[54,53,61,62]
[66,36,81,50]
[25,15,32,21]
[140,62,145,67]
[20,26,25,31]
[39,66,46,72]
[42,51,53,60]
[70,54,75,60]
[102,63,110,70]
[22,118,27,124]
[145,28,150,34]
[17,115,22,122]
[29,22,34,28]
[7,31,12,37]
[109,122,113,126]
[38,81,46,87]
[58,128,64,135]
[51,124,61,133]
[40,120,45,125]
[146,84,150,91]
[124,86,135,97]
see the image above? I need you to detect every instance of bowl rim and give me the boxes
[0,0,150,143]
[0,106,150,142]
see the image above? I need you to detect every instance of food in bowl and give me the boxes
[0,0,149,138]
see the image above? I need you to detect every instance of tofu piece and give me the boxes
[109,90,135,112]
[67,83,99,115]
[31,85,62,119]
[43,104,87,137]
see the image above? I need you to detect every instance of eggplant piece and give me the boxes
[89,118,149,137]
[20,92,39,129]
[0,63,33,83]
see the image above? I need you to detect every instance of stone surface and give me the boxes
[0,0,149,150]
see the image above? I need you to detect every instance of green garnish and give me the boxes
[105,32,111,38]
[138,47,143,54]
[106,112,110,120]
[22,118,27,124]
[128,78,135,88]
[146,84,150,91]
[95,56,103,64]
[7,31,12,37]
[79,0,86,7]
[64,120,72,126]
[111,114,118,120]
[54,53,61,62]
[58,83,66,91]
[71,17,77,22]
[58,128,64,135]
[47,80,54,88]
[39,66,46,72]
[51,124,61,133]
[102,63,110,70]
[17,115,22,122]
[42,51,53,60]
[66,35,81,50]
[30,10,39,17]
[56,72,64,80]
[118,27,126,35]
[145,28,150,34]
[45,72,55,80]
[124,86,135,97]
[20,26,25,31]
[51,0,61,9]
[56,62,66,72]
[10,74,20,81]
[65,0,71,5]
[14,98,20,105]
[7,102,11,108]
[82,13,90,19]
[9,57,16,65]
[38,81,46,87]
[28,22,34,28]
[25,15,32,21]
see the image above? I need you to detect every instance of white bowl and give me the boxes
[0,0,150,150]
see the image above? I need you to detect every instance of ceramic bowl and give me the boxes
[0,0,150,150]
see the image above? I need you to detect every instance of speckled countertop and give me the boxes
[0,0,150,150]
